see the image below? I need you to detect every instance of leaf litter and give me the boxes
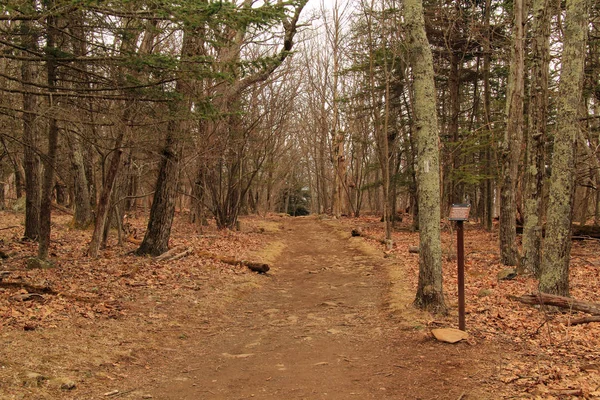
[0,211,281,399]
[1,211,599,398]
[337,214,600,399]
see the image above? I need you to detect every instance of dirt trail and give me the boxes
[149,218,505,399]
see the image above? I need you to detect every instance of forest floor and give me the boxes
[0,211,599,399]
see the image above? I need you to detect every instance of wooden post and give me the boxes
[457,220,465,331]
[449,204,470,331]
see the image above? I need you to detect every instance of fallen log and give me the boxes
[170,248,193,261]
[154,247,269,273]
[572,225,600,239]
[510,293,600,315]
[515,224,600,240]
[197,251,270,274]
[51,202,74,215]
[547,388,583,397]
[10,292,45,302]
[0,271,10,281]
[568,316,600,326]
[154,246,184,261]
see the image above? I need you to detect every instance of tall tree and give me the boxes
[201,0,307,230]
[38,0,60,261]
[499,0,526,266]
[20,13,41,241]
[405,0,446,313]
[521,0,552,275]
[325,0,348,219]
[540,0,589,295]
[135,30,193,256]
[66,11,93,229]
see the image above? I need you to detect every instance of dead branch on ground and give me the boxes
[509,293,600,315]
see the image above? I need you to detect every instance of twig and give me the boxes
[569,316,600,325]
[547,388,583,396]
[0,225,19,231]
[114,387,138,398]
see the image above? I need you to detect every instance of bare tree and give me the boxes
[499,0,526,267]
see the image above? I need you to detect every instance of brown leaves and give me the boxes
[339,215,600,398]
[0,212,270,331]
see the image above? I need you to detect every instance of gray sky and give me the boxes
[306,0,346,12]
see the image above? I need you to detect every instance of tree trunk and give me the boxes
[69,136,93,228]
[540,0,588,296]
[38,10,60,261]
[20,17,41,241]
[66,12,94,229]
[482,0,493,231]
[405,0,446,313]
[499,0,526,266]
[449,51,462,205]
[88,131,125,258]
[135,122,181,256]
[521,0,551,276]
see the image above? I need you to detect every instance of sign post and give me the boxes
[449,204,470,331]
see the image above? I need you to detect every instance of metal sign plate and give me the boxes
[449,204,471,221]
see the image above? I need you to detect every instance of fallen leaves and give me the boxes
[0,212,272,331]
[0,212,275,398]
[338,215,600,398]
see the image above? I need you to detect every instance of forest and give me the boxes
[1,0,600,398]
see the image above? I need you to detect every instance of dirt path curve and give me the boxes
[150,218,504,399]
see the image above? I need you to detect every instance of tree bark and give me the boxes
[66,11,93,229]
[499,0,526,266]
[482,0,493,232]
[521,0,552,277]
[20,17,41,241]
[38,6,60,260]
[68,136,93,228]
[88,131,125,258]
[135,120,181,256]
[540,0,588,295]
[405,0,446,313]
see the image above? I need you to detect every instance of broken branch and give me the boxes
[197,251,270,274]
[509,293,600,315]
[568,316,600,326]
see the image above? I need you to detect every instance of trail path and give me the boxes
[149,218,504,399]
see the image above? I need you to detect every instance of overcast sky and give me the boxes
[306,0,346,12]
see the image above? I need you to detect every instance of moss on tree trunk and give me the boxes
[540,0,588,296]
[405,0,446,314]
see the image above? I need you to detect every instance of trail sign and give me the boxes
[449,203,471,221]
[449,203,470,331]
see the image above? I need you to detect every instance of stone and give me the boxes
[431,328,469,344]
[49,377,76,390]
[26,258,55,270]
[497,268,517,281]
[22,372,46,387]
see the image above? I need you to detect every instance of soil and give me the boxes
[1,216,521,399]
[147,218,508,400]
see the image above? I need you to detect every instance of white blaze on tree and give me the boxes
[405,0,446,313]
